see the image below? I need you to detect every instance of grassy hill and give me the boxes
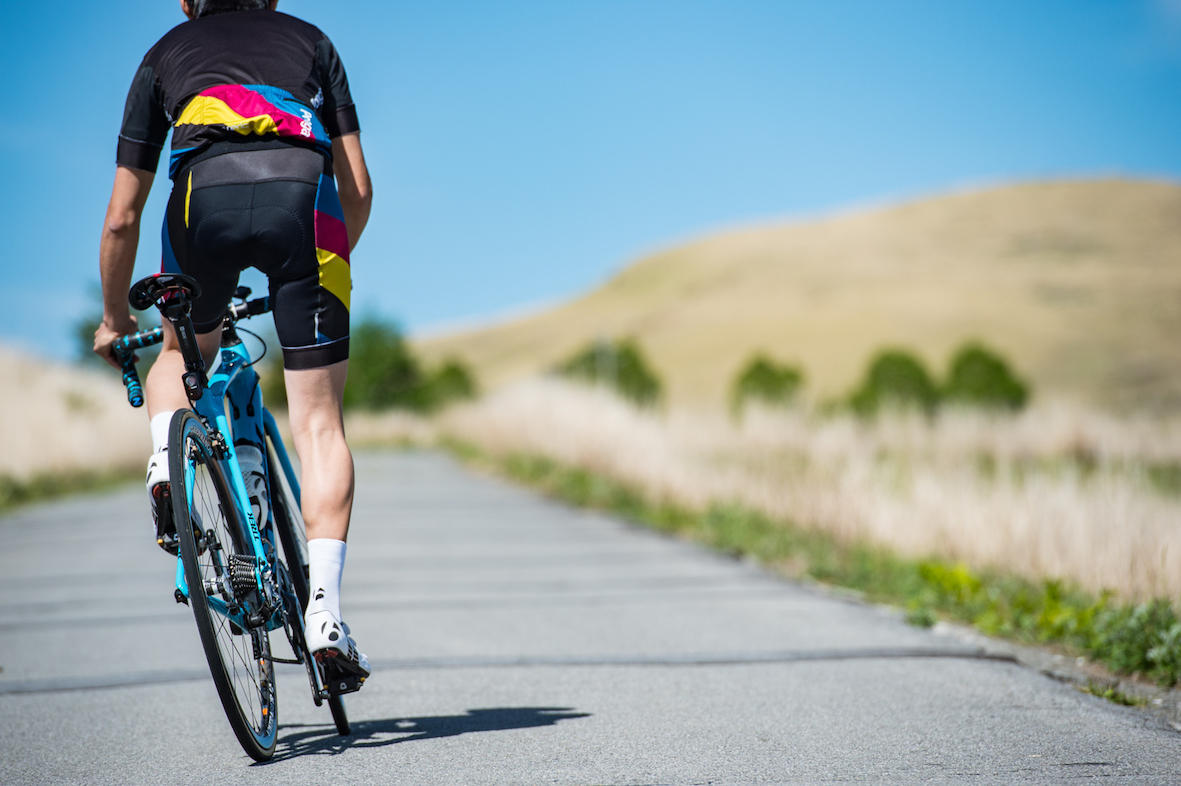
[417,178,1181,411]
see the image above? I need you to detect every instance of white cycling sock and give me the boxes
[307,538,346,621]
[150,411,175,455]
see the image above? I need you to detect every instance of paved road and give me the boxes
[1,451,1178,784]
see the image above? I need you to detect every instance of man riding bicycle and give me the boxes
[93,0,373,680]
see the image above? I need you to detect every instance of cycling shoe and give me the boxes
[305,610,370,694]
[147,451,203,555]
[147,451,178,553]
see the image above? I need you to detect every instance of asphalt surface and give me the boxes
[1,450,1178,784]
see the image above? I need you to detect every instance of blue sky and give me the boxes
[2,0,1179,361]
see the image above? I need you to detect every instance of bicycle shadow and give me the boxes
[261,706,591,762]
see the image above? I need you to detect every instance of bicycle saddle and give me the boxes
[128,273,203,311]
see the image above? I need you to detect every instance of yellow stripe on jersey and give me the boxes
[174,95,280,137]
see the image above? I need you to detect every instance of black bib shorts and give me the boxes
[162,145,351,369]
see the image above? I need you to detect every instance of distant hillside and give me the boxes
[418,179,1181,412]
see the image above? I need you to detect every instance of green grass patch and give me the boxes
[1081,683,1146,707]
[0,466,139,515]
[1147,462,1181,497]
[456,445,1181,687]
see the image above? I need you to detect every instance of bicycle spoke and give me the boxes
[173,412,277,760]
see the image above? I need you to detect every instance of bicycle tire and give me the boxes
[171,410,278,761]
[265,432,350,736]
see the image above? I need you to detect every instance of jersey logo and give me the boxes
[311,88,324,110]
[300,109,314,138]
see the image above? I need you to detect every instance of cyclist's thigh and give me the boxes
[258,162,351,372]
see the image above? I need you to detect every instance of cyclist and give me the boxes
[92,0,372,682]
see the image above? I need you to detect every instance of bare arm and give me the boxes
[331,132,372,251]
[94,165,154,368]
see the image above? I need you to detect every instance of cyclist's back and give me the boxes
[121,7,357,367]
[120,9,357,178]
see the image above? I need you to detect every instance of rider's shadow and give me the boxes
[266,706,591,761]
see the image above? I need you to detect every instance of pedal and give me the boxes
[316,651,367,696]
[324,673,365,697]
[153,485,206,556]
[152,485,179,555]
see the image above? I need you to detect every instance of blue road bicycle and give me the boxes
[112,273,359,761]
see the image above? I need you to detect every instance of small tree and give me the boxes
[425,359,478,408]
[730,354,804,416]
[343,316,430,411]
[554,338,663,407]
[849,349,940,416]
[942,342,1029,410]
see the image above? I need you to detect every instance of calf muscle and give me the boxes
[284,361,354,541]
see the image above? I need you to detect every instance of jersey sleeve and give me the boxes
[315,37,360,138]
[116,59,170,172]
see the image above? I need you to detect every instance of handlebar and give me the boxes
[112,294,272,408]
[112,328,164,408]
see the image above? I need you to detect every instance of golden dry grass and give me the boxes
[417,378,1181,601]
[0,347,148,480]
[418,178,1181,413]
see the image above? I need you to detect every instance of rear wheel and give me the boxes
[172,410,278,761]
[266,431,350,736]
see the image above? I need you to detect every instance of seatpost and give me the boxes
[162,299,208,403]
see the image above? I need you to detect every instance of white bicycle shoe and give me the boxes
[305,609,371,684]
[146,450,178,553]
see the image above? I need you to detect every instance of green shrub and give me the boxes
[425,359,479,408]
[343,316,431,411]
[730,354,804,416]
[943,342,1029,410]
[848,349,940,415]
[554,338,663,407]
[1091,600,1181,682]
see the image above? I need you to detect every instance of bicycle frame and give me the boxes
[114,275,352,755]
[171,334,280,630]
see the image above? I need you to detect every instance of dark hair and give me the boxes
[193,0,268,17]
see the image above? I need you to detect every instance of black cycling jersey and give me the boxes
[117,9,359,178]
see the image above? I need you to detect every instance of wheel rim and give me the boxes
[182,424,277,752]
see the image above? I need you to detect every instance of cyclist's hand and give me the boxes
[93,315,138,370]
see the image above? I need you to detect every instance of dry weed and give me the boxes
[437,378,1181,600]
[0,348,148,480]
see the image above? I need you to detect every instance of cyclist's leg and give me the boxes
[144,321,221,416]
[140,171,246,549]
[283,360,354,543]
[212,149,365,672]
